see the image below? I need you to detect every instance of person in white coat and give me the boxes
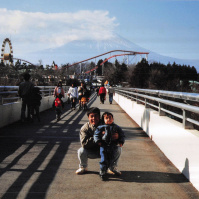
[68,83,78,110]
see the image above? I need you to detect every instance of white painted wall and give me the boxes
[0,93,68,128]
[114,93,199,191]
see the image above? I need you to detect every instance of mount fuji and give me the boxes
[22,34,199,71]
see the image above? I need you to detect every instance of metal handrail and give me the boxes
[0,86,69,105]
[115,88,199,129]
[121,88,199,102]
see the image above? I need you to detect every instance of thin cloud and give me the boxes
[0,8,118,52]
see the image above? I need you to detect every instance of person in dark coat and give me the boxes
[18,73,34,122]
[30,87,42,122]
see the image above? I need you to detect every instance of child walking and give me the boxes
[53,94,64,121]
[94,112,125,180]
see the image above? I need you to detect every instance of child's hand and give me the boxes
[102,131,105,135]
[119,143,123,147]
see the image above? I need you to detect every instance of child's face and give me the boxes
[104,114,114,125]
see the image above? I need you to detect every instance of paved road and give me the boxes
[0,92,199,199]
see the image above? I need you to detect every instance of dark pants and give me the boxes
[30,105,40,121]
[100,93,105,104]
[71,97,77,108]
[55,107,62,120]
[21,98,31,121]
[109,93,113,103]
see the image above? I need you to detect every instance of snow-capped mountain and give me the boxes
[22,34,199,71]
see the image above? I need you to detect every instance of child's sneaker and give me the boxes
[75,167,88,174]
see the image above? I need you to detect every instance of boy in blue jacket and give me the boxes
[94,112,125,180]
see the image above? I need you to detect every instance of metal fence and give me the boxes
[0,86,69,105]
[115,88,199,129]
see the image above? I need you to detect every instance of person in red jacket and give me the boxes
[53,94,64,121]
[98,83,106,104]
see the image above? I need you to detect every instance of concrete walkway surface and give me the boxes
[0,92,199,199]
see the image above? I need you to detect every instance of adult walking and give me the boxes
[53,81,65,98]
[108,84,115,104]
[76,107,121,175]
[98,83,106,104]
[67,83,78,110]
[18,73,34,122]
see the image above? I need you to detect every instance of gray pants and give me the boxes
[77,147,122,169]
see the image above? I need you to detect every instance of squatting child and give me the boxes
[94,112,125,180]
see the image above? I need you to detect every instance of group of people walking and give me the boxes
[96,83,115,104]
[18,73,116,124]
[18,73,91,122]
[67,82,90,110]
[52,81,90,120]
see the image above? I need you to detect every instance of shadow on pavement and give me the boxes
[0,93,97,199]
[106,171,189,183]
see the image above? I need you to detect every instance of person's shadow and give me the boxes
[104,171,189,183]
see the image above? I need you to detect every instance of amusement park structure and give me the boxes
[1,38,35,66]
[65,50,149,74]
[1,38,13,65]
[1,38,149,75]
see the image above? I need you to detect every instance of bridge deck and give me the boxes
[0,93,199,199]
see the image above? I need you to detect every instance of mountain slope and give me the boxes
[22,34,199,71]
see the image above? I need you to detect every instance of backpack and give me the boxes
[55,98,62,107]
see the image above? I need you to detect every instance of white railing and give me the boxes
[113,89,199,191]
[115,88,199,129]
[0,86,69,105]
[0,86,70,128]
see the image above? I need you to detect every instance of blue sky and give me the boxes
[0,0,199,62]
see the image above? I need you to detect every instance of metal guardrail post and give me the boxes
[182,109,194,129]
[145,99,150,108]
[136,95,141,104]
[159,102,166,116]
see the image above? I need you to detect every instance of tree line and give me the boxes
[129,59,199,92]
[98,58,199,92]
[1,58,199,93]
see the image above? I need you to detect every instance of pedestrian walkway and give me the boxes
[0,92,199,199]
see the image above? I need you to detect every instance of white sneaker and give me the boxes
[75,167,88,174]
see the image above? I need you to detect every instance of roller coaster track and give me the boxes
[67,50,149,68]
[68,50,149,74]
[1,50,149,74]
[13,58,35,65]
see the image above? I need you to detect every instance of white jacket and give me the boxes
[68,87,78,98]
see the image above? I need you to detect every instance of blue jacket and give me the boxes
[94,123,125,146]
